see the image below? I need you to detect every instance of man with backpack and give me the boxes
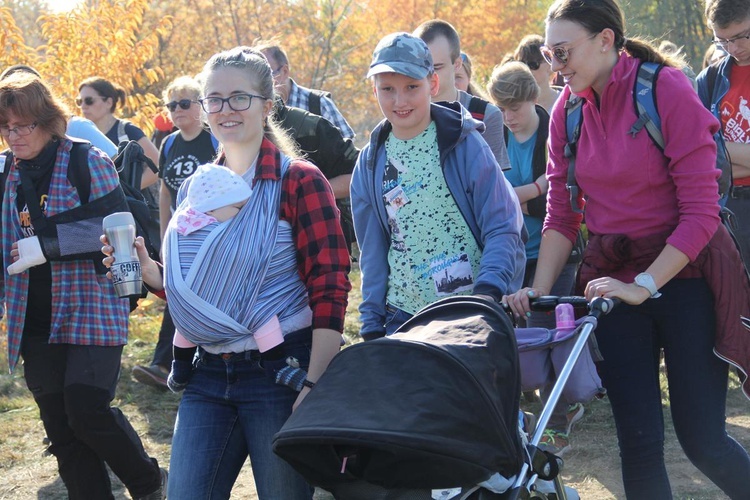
[257,41,356,140]
[699,0,750,270]
[271,98,359,255]
[413,20,511,170]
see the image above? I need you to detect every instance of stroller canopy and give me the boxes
[273,296,523,491]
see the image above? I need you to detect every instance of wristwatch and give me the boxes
[634,272,662,299]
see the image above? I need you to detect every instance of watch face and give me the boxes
[635,273,659,298]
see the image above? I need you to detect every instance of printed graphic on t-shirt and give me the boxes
[19,194,47,238]
[163,154,200,193]
[382,122,482,314]
[425,252,474,295]
[720,65,750,144]
[382,155,414,253]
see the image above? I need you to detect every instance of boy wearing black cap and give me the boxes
[351,32,526,341]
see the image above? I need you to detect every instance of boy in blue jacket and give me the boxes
[352,32,526,341]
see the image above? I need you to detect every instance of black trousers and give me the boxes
[21,335,161,499]
[152,302,175,368]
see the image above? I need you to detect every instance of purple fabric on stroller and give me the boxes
[516,328,554,391]
[516,321,604,404]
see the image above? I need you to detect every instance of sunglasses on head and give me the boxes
[166,99,195,112]
[75,96,104,107]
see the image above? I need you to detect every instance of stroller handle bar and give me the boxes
[502,295,618,318]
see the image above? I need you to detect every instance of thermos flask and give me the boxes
[103,212,143,298]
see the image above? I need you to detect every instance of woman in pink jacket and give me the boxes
[504,0,750,498]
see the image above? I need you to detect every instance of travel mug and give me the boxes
[103,212,142,298]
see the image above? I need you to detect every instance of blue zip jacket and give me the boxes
[697,56,733,205]
[697,56,731,120]
[351,102,526,339]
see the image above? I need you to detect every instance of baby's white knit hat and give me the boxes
[187,163,252,213]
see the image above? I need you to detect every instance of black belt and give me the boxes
[731,186,750,199]
[197,348,260,363]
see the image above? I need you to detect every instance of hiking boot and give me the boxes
[539,429,571,456]
[565,402,585,435]
[132,365,169,389]
[136,467,168,500]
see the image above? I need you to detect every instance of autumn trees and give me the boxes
[0,0,712,139]
[1,0,170,133]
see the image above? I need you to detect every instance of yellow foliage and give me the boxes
[0,7,39,69]
[2,0,544,141]
[2,1,172,135]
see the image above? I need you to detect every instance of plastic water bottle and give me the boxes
[103,212,142,298]
[553,303,576,340]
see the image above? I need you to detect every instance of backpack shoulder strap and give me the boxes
[117,119,129,144]
[67,141,93,204]
[467,96,488,121]
[307,89,330,116]
[0,149,13,205]
[630,61,664,150]
[564,94,585,214]
[163,133,176,159]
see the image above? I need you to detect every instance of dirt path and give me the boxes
[2,324,748,499]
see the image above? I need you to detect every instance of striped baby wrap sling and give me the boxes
[163,155,309,350]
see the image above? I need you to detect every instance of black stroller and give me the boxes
[273,295,615,499]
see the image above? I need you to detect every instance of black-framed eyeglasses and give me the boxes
[165,99,196,112]
[198,93,267,114]
[0,122,38,138]
[540,32,599,66]
[75,96,105,107]
[713,29,750,48]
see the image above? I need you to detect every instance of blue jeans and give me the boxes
[167,328,314,500]
[384,304,414,336]
[595,278,750,499]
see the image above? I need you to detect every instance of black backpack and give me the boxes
[467,95,489,121]
[111,140,162,263]
[307,88,332,117]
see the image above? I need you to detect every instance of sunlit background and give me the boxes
[46,0,83,12]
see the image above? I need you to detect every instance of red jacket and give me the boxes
[578,224,750,399]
